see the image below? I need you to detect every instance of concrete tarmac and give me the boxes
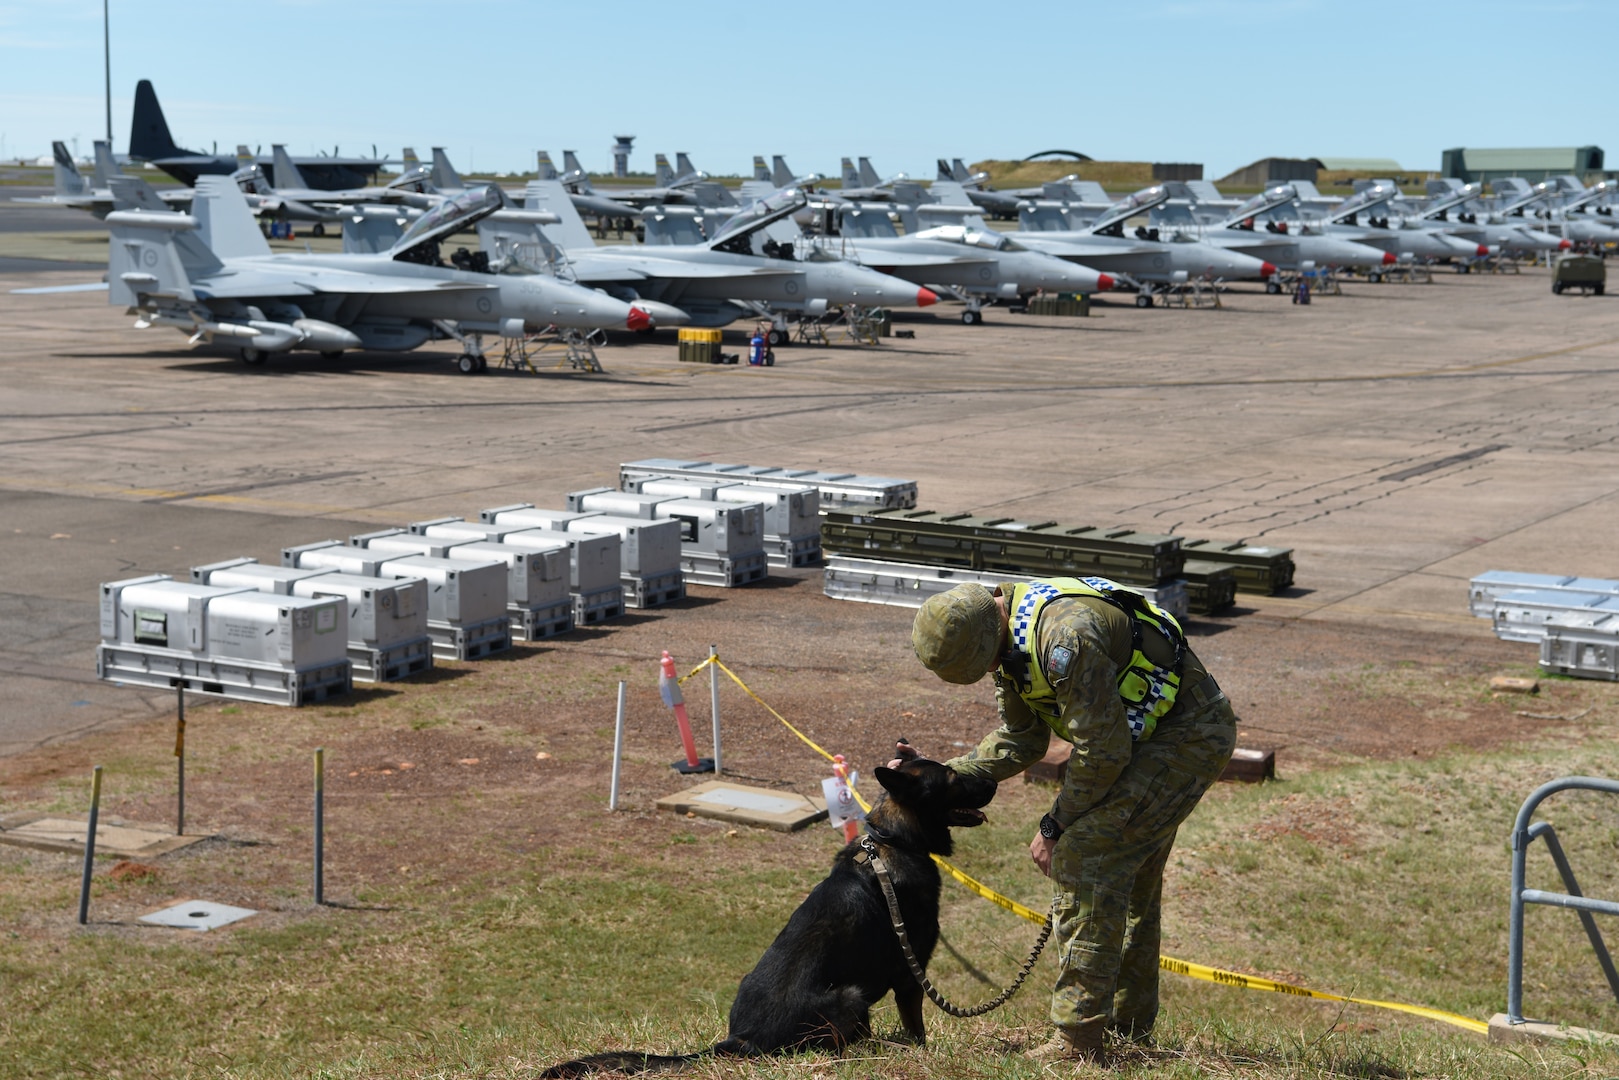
[2,263,1616,753]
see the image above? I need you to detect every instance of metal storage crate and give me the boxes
[1469,571,1619,618]
[1179,539,1295,594]
[1181,560,1239,615]
[821,509,1184,586]
[1492,589,1619,644]
[97,575,351,706]
[285,541,510,661]
[1541,619,1619,680]
[498,526,625,626]
[822,555,1189,621]
[620,458,917,510]
[626,477,822,568]
[443,539,573,640]
[562,514,685,608]
[192,559,432,683]
[570,489,768,587]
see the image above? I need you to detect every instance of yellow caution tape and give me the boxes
[677,653,1488,1037]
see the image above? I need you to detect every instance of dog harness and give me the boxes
[1004,577,1186,742]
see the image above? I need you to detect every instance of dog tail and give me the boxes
[539,1040,752,1078]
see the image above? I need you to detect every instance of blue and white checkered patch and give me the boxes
[1011,582,1061,651]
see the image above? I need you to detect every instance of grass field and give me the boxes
[5,701,1619,1078]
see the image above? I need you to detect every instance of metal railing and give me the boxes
[1507,776,1619,1025]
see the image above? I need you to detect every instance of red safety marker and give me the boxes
[831,755,859,842]
[660,651,713,774]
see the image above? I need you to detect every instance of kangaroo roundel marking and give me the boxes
[784,279,800,296]
[979,265,993,281]
[143,248,158,267]
[476,296,493,314]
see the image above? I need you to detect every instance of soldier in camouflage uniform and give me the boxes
[908,577,1236,1061]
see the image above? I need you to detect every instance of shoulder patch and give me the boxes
[1046,642,1077,682]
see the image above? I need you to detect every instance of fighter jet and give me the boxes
[1531,180,1619,246]
[828,195,1112,324]
[128,80,385,189]
[537,150,637,224]
[101,176,649,371]
[1152,184,1397,285]
[478,180,938,333]
[1410,181,1570,259]
[228,145,436,234]
[1311,184,1487,265]
[992,183,1275,305]
[833,157,908,202]
[934,159,1021,219]
[12,139,192,217]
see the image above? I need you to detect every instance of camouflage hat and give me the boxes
[912,583,1002,685]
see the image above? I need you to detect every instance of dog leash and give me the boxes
[857,835,1052,1018]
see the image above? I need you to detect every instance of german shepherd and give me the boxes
[540,758,998,1077]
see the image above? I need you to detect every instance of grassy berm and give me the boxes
[3,661,1619,1079]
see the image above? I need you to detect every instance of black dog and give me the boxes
[541,757,997,1077]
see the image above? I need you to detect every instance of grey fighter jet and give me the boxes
[103,177,649,371]
[829,201,1112,324]
[1155,185,1397,284]
[989,183,1274,305]
[1316,185,1487,264]
[479,181,938,332]
[1410,182,1570,259]
[834,157,906,201]
[228,145,436,234]
[935,159,1020,219]
[537,151,637,223]
[12,140,191,217]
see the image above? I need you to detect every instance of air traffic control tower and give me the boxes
[612,135,635,178]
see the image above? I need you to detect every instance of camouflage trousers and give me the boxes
[1047,694,1236,1039]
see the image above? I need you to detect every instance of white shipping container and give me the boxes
[205,592,348,667]
[101,576,253,653]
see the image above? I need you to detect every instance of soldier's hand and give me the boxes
[886,739,921,770]
[1029,831,1056,877]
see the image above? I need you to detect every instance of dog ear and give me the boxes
[875,765,921,801]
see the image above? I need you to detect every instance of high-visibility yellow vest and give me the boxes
[1003,577,1186,742]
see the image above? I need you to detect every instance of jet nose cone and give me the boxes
[1559,238,1573,250]
[1259,261,1278,278]
[1476,244,1490,257]
[1097,273,1115,291]
[626,306,652,332]
[1381,251,1398,265]
[916,288,938,308]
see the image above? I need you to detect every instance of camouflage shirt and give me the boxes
[946,593,1208,829]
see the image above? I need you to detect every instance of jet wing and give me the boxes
[575,253,801,283]
[1016,237,1163,258]
[189,266,497,299]
[844,249,997,271]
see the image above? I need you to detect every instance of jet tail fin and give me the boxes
[431,147,464,192]
[192,174,273,260]
[653,153,675,188]
[752,156,770,182]
[857,157,881,188]
[675,153,698,182]
[536,150,559,180]
[840,157,860,188]
[128,79,189,161]
[271,145,309,191]
[92,140,123,187]
[771,156,795,189]
[106,176,218,306]
[523,179,596,251]
[952,158,972,182]
[936,159,953,182]
[52,141,86,197]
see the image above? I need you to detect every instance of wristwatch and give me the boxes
[1038,813,1064,840]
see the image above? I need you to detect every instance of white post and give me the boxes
[609,680,627,811]
[709,644,722,775]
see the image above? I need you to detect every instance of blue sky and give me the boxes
[1,0,1607,180]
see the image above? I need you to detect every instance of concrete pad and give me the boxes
[0,813,206,858]
[1488,1013,1619,1046]
[656,781,827,832]
[139,899,258,931]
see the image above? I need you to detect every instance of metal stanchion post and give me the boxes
[313,747,325,906]
[709,645,722,775]
[78,766,103,925]
[175,686,185,836]
[609,681,626,811]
